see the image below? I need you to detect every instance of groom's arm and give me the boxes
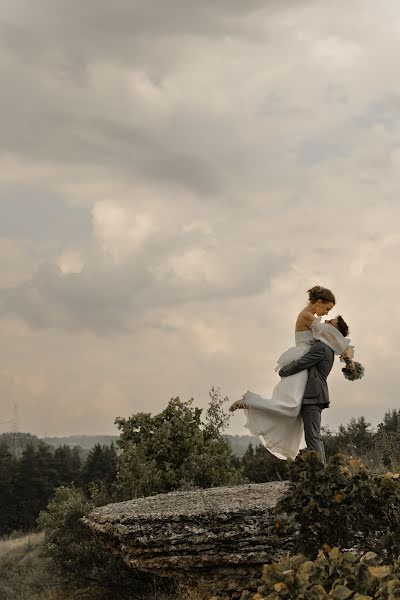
[279,342,326,377]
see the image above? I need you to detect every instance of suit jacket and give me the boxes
[278,340,334,407]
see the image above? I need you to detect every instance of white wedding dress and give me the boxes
[243,318,353,460]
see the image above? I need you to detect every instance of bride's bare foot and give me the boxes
[229,399,248,412]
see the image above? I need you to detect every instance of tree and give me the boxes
[333,416,374,455]
[241,443,288,483]
[0,441,18,534]
[115,388,243,499]
[53,445,82,487]
[14,442,59,531]
[81,443,117,495]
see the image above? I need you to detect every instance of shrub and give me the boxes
[37,485,172,599]
[277,451,400,559]
[237,546,400,599]
[115,388,243,499]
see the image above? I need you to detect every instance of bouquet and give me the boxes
[342,361,365,381]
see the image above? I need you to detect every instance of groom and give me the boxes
[278,316,352,464]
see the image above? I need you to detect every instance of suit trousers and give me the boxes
[301,404,326,464]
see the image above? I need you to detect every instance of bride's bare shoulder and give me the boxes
[295,308,314,331]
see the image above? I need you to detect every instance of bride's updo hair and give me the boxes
[307,285,336,305]
[336,315,349,337]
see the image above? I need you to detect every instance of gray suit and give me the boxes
[278,340,334,463]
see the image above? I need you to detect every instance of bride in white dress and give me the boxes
[230,286,354,460]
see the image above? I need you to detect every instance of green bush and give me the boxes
[276,451,400,560]
[115,388,243,499]
[37,485,173,599]
[236,546,400,599]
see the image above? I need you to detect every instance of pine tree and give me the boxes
[14,443,42,530]
[380,409,400,433]
[81,443,117,494]
[53,445,82,487]
[14,442,58,531]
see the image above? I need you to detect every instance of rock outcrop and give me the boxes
[83,481,293,598]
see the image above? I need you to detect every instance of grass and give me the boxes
[0,532,64,600]
[0,531,43,562]
[0,531,184,600]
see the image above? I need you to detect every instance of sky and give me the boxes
[0,0,399,437]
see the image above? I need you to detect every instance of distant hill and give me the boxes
[41,434,260,457]
[41,435,119,450]
[0,432,260,458]
[0,432,119,462]
[225,434,261,457]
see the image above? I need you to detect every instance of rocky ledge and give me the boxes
[83,481,293,597]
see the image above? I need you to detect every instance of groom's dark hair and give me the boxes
[336,315,349,337]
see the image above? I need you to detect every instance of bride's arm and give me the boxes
[341,350,355,370]
[312,321,356,370]
[341,347,353,360]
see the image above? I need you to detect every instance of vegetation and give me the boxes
[37,485,171,599]
[277,452,400,560]
[3,395,400,599]
[241,444,288,483]
[0,439,119,536]
[32,388,243,599]
[81,442,117,495]
[115,388,244,499]
[236,546,400,599]
[0,530,179,600]
[0,532,58,600]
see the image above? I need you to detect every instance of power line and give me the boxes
[0,402,24,458]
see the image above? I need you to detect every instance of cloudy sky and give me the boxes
[0,0,398,438]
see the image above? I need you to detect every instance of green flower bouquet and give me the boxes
[342,361,365,381]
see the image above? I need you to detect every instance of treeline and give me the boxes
[234,409,400,485]
[322,408,400,469]
[0,440,117,535]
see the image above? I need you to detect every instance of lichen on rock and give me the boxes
[82,481,293,597]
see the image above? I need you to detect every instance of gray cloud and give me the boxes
[0,231,291,334]
[0,185,91,242]
[1,0,268,48]
[1,0,400,436]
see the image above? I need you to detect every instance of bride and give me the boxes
[229,286,354,460]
